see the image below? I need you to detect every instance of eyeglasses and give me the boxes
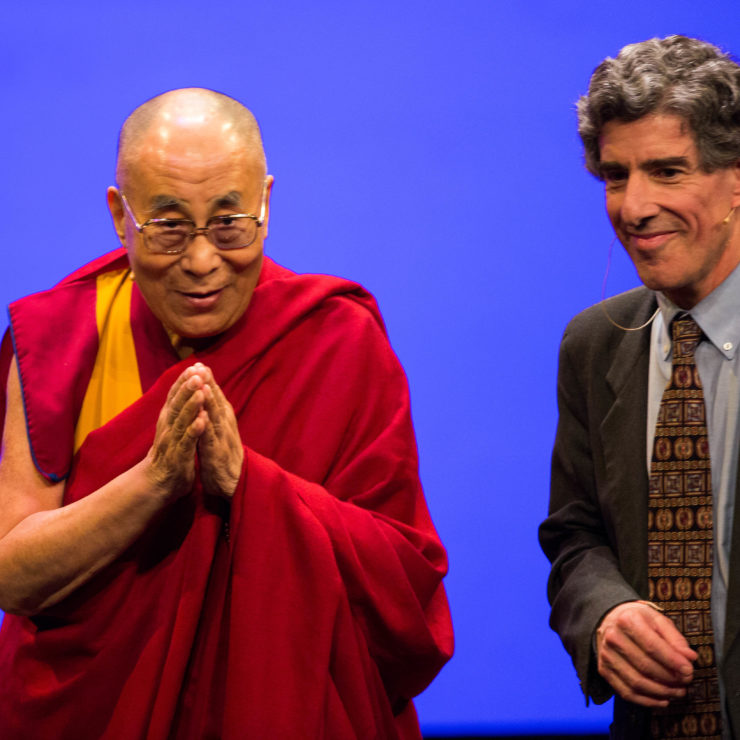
[119,185,267,255]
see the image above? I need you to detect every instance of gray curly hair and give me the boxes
[578,35,740,178]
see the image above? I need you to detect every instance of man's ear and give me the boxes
[107,186,127,244]
[261,175,275,239]
[731,159,740,207]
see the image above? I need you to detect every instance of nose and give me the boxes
[180,233,220,277]
[616,173,660,228]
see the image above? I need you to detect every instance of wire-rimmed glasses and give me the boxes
[119,185,267,255]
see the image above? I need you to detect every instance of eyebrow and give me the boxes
[148,195,188,213]
[213,191,243,209]
[147,191,245,216]
[641,156,692,169]
[599,156,692,174]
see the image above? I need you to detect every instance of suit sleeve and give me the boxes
[539,324,641,703]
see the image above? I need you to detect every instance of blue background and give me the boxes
[2,1,739,735]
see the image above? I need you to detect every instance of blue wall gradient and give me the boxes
[2,1,739,735]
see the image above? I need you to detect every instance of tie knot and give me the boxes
[671,315,702,361]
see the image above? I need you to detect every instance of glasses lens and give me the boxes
[145,221,191,254]
[210,216,258,250]
[142,216,260,253]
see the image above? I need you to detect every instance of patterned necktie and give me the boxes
[648,315,722,739]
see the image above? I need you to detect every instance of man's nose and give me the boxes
[180,232,220,276]
[618,174,660,227]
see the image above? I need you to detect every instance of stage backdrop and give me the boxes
[1,0,738,735]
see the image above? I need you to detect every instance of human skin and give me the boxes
[596,601,696,707]
[107,111,273,339]
[600,113,740,310]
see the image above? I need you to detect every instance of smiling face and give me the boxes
[108,113,272,338]
[599,113,740,308]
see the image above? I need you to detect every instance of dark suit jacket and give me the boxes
[539,287,740,738]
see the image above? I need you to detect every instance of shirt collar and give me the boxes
[656,261,740,361]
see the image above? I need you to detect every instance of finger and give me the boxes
[599,627,692,687]
[162,405,206,475]
[599,602,694,673]
[630,615,695,678]
[600,656,684,707]
[202,384,223,429]
[186,362,215,393]
[154,379,200,442]
[597,605,694,686]
[165,362,213,413]
[652,615,699,662]
[169,387,207,442]
[202,382,238,440]
[198,410,217,446]
[601,631,691,691]
[186,408,209,439]
[598,633,690,705]
[202,373,224,405]
[167,374,206,425]
[165,365,201,405]
[182,366,224,424]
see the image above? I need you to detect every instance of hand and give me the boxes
[192,363,244,498]
[145,366,209,500]
[596,601,697,707]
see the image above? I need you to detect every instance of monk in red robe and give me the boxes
[0,89,452,739]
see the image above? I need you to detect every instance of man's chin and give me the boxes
[167,316,233,342]
[633,265,679,294]
[636,274,701,309]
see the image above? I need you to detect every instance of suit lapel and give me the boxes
[599,298,655,594]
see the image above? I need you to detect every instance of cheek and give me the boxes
[227,240,263,268]
[131,261,160,290]
[220,246,264,286]
[135,276,170,318]
[129,255,177,304]
[695,203,721,232]
[604,193,621,222]
[128,243,174,278]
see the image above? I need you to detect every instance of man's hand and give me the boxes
[596,601,697,707]
[145,366,209,500]
[193,363,244,498]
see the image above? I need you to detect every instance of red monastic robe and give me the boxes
[0,249,453,739]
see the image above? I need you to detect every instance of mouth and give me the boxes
[178,287,224,309]
[624,230,677,250]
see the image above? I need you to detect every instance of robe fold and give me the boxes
[0,249,453,739]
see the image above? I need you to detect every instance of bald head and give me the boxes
[116,88,266,189]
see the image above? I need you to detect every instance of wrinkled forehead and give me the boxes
[597,112,697,157]
[140,125,250,167]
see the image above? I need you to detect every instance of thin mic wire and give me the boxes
[599,235,659,332]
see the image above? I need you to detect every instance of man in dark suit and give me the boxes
[540,36,740,738]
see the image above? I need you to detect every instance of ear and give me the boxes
[107,186,127,244]
[731,159,740,208]
[261,175,275,239]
